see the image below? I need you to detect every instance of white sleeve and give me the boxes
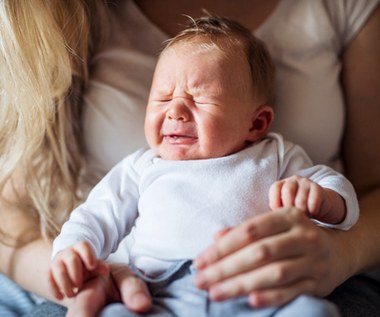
[295,164,359,230]
[324,0,380,47]
[52,150,144,260]
[278,137,359,230]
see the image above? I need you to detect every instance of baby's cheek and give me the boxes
[145,117,162,144]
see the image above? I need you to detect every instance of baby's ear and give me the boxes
[247,105,274,142]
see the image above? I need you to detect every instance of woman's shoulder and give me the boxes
[320,0,380,46]
[258,0,379,47]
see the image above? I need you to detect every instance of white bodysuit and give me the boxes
[53,134,359,276]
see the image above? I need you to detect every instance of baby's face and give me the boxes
[144,41,259,160]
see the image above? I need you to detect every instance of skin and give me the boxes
[144,42,268,160]
[191,4,380,308]
[49,39,348,316]
[49,39,273,314]
[269,176,346,225]
[1,0,379,315]
[132,0,380,309]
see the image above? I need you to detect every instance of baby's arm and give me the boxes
[48,240,109,300]
[272,135,359,230]
[269,175,346,225]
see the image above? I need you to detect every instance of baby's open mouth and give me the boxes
[164,134,198,144]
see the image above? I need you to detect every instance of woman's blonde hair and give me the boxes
[0,0,109,243]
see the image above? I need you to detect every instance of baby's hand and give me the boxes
[269,175,326,218]
[48,240,109,300]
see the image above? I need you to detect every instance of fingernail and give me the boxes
[195,274,206,288]
[209,285,225,301]
[248,293,263,307]
[130,293,151,309]
[197,269,215,289]
[193,257,205,269]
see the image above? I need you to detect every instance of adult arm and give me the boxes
[0,214,152,313]
[341,1,380,271]
[0,174,59,302]
[0,181,151,312]
[194,3,380,307]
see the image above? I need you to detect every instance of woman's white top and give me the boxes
[53,134,359,275]
[81,0,378,263]
[83,0,379,183]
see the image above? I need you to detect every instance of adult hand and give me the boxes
[110,263,152,312]
[194,207,345,307]
[66,272,119,317]
[66,263,152,317]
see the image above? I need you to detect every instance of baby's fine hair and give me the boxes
[164,15,275,104]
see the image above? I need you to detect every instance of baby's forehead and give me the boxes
[162,37,241,60]
[167,43,219,60]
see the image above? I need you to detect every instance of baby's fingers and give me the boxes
[306,183,323,218]
[248,279,316,308]
[72,240,97,271]
[280,179,299,207]
[84,260,110,280]
[49,259,76,298]
[48,268,64,300]
[269,181,283,210]
[269,178,300,210]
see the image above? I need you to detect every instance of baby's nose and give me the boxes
[166,100,191,121]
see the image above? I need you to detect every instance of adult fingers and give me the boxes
[66,273,121,317]
[206,257,317,302]
[194,208,337,307]
[248,279,316,308]
[194,207,305,269]
[111,264,152,313]
[214,227,232,241]
[195,212,319,289]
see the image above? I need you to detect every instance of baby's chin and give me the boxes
[157,148,233,161]
[156,147,208,161]
[159,152,204,161]
[155,138,248,160]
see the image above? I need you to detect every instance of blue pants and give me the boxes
[0,274,65,317]
[0,274,36,317]
[99,261,339,317]
[3,269,380,316]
